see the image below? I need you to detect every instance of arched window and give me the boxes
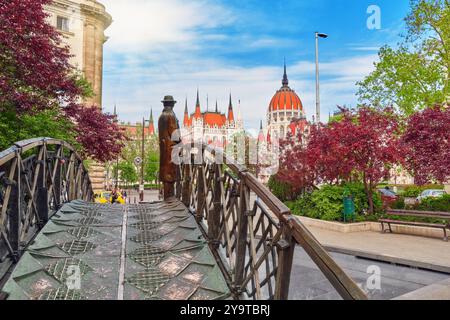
[280,126,285,137]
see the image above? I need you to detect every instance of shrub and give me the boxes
[401,186,423,197]
[416,194,450,212]
[289,183,382,222]
[268,175,297,202]
[391,197,406,209]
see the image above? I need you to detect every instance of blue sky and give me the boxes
[101,0,411,130]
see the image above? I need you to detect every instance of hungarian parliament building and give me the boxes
[181,91,244,146]
[181,63,309,148]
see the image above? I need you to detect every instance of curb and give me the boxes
[325,245,450,274]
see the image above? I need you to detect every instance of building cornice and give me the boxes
[49,0,112,28]
[80,3,112,28]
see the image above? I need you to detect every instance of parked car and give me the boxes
[377,188,399,208]
[416,189,447,203]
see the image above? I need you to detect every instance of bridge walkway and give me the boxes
[1,200,230,300]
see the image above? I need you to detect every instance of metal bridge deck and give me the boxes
[1,200,230,300]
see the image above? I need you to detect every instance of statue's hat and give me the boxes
[161,95,177,104]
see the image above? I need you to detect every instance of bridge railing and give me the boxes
[0,138,93,282]
[176,143,367,300]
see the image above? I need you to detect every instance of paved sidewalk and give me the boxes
[305,225,450,273]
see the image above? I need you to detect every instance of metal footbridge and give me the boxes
[0,138,367,300]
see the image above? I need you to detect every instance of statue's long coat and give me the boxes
[158,107,180,183]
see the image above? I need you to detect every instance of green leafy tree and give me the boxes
[357,46,445,114]
[116,126,160,184]
[405,0,449,92]
[145,150,159,183]
[0,108,78,151]
[113,161,137,187]
[357,0,449,114]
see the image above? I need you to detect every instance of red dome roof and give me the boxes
[268,63,304,112]
[269,87,303,112]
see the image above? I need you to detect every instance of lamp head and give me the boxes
[317,32,328,38]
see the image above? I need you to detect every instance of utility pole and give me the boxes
[115,157,119,189]
[140,117,148,202]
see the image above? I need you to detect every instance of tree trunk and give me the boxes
[363,173,374,215]
[367,188,374,215]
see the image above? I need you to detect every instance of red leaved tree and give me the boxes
[65,105,126,163]
[277,131,316,195]
[401,105,450,185]
[307,107,403,214]
[0,0,125,161]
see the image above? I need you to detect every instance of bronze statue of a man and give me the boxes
[158,96,181,200]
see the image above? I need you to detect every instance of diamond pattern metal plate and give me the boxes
[130,231,163,244]
[75,217,102,225]
[59,240,96,255]
[39,287,86,300]
[129,221,160,231]
[128,246,165,268]
[67,227,99,239]
[45,258,93,282]
[125,269,170,295]
[79,210,102,218]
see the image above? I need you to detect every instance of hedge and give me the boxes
[287,183,382,222]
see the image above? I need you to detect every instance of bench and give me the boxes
[379,209,450,242]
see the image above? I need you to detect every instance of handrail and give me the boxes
[0,137,93,284]
[176,143,368,300]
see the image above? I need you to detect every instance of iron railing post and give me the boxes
[234,174,249,292]
[208,164,221,247]
[36,144,49,226]
[181,158,191,208]
[8,155,20,260]
[53,147,62,207]
[274,221,295,300]
[196,162,205,223]
[68,152,76,201]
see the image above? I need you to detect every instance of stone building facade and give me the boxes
[44,0,112,191]
[45,0,112,106]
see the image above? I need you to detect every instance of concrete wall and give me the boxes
[297,216,447,240]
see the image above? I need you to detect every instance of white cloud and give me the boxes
[101,0,234,51]
[350,46,380,51]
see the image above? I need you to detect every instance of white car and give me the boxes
[416,189,447,203]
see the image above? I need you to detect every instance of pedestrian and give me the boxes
[111,188,118,204]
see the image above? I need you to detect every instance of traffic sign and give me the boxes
[134,157,142,166]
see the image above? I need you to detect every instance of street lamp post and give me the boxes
[115,157,119,189]
[140,117,149,202]
[315,32,328,124]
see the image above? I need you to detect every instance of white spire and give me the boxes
[237,99,242,121]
